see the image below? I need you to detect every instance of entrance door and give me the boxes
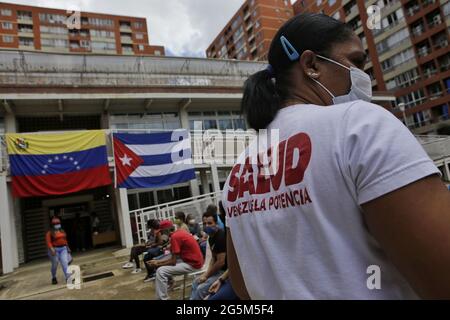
[23,207,48,261]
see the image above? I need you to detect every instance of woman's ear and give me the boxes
[300,50,320,79]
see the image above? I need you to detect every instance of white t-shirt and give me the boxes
[222,100,440,300]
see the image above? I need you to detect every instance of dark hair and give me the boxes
[218,201,226,222]
[175,211,187,223]
[206,204,218,215]
[147,219,159,229]
[202,211,218,223]
[241,13,353,130]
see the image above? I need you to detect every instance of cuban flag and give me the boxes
[113,130,196,189]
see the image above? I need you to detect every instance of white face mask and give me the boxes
[311,54,372,104]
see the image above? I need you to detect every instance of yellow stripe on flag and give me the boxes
[6,130,107,155]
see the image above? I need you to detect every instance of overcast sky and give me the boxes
[5,0,254,57]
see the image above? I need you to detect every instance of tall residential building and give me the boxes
[206,0,294,61]
[0,2,165,56]
[293,0,450,134]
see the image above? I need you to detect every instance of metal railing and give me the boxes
[129,191,220,244]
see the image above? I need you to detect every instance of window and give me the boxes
[381,48,415,71]
[135,33,144,40]
[444,2,450,17]
[19,37,33,46]
[376,28,409,54]
[154,50,161,56]
[90,29,115,38]
[39,13,66,24]
[17,10,32,20]
[381,9,404,28]
[80,40,90,48]
[1,9,12,16]
[386,68,420,90]
[40,25,68,35]
[88,18,114,27]
[328,0,336,6]
[41,38,68,48]
[91,41,116,50]
[133,21,144,29]
[231,16,242,30]
[2,22,13,30]
[2,35,13,43]
[138,44,144,51]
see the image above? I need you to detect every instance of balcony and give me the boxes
[423,68,438,77]
[345,7,359,22]
[120,36,133,44]
[406,4,421,16]
[17,16,33,24]
[427,16,442,29]
[119,24,132,32]
[417,46,431,57]
[412,25,425,37]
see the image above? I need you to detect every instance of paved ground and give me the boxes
[0,246,191,300]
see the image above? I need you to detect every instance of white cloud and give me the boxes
[5,0,244,57]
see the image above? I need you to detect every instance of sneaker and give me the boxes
[52,278,57,285]
[122,262,134,269]
[143,274,155,283]
[131,268,142,274]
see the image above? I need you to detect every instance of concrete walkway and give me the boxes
[0,247,190,300]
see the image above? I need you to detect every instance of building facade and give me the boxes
[0,2,165,56]
[206,0,294,61]
[293,0,450,134]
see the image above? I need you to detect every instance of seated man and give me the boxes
[147,220,204,300]
[190,211,227,300]
[122,219,160,273]
[143,221,171,282]
[206,204,225,229]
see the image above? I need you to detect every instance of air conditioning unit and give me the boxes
[432,15,442,25]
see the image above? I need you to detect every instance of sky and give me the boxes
[5,0,250,57]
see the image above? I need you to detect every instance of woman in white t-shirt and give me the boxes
[224,13,450,300]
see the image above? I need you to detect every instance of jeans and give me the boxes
[208,278,240,300]
[48,246,70,280]
[190,270,224,300]
[143,247,163,276]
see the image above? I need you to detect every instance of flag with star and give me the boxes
[112,130,195,189]
[6,130,112,197]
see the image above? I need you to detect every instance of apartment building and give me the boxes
[293,0,450,134]
[0,2,165,56]
[206,0,294,61]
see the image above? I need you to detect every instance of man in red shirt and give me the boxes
[148,220,204,300]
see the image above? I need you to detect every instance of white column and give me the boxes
[7,186,19,268]
[210,164,221,193]
[179,103,200,197]
[445,160,450,182]
[200,169,211,194]
[115,188,133,248]
[0,175,14,273]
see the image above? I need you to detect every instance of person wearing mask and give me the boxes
[190,211,226,300]
[186,214,202,240]
[224,13,450,299]
[205,204,225,229]
[46,217,71,285]
[122,219,160,274]
[147,220,204,300]
[174,211,190,232]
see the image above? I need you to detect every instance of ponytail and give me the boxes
[241,69,280,130]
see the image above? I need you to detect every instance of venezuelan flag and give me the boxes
[6,130,112,197]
